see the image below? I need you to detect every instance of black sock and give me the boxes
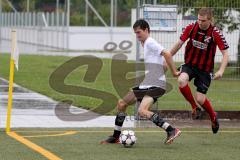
[166,125,174,132]
[113,130,121,138]
[113,112,126,138]
[150,113,164,127]
[150,113,174,132]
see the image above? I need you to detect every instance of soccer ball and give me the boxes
[119,130,136,147]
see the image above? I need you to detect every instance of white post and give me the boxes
[114,0,117,26]
[67,0,70,54]
[0,0,2,44]
[110,0,113,42]
[85,0,88,26]
[27,0,29,12]
[0,0,2,13]
[56,0,59,26]
[111,0,113,27]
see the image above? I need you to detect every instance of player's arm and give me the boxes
[161,49,180,77]
[170,40,184,56]
[213,49,229,80]
[170,23,194,56]
[163,58,168,73]
[213,27,229,80]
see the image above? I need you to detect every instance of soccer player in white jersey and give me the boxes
[101,19,181,145]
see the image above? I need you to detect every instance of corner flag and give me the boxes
[12,41,19,70]
[11,30,19,70]
[6,30,19,132]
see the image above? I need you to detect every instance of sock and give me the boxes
[179,84,197,110]
[201,98,216,122]
[113,112,126,138]
[150,113,174,132]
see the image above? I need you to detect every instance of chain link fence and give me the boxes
[134,0,240,127]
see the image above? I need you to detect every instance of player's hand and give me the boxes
[213,70,223,80]
[173,71,180,77]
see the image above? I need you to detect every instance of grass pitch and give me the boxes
[0,53,239,114]
[1,128,240,160]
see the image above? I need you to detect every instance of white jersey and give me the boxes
[139,37,166,90]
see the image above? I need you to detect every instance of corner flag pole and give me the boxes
[6,30,18,133]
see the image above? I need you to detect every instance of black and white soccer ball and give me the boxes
[119,130,136,147]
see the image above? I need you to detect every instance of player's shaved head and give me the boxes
[198,7,213,21]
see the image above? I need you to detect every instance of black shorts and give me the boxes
[132,86,166,103]
[179,64,212,94]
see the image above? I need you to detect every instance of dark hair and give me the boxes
[133,19,150,33]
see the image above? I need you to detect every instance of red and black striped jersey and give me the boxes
[180,22,229,73]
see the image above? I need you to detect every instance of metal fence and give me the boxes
[135,0,240,81]
[0,11,69,53]
[135,1,240,79]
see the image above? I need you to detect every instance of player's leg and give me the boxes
[194,73,219,134]
[100,91,136,144]
[178,71,201,119]
[138,95,181,144]
[137,95,154,118]
[113,91,137,139]
[195,92,219,133]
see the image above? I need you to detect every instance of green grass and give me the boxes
[0,130,45,160]
[1,128,240,160]
[0,53,239,115]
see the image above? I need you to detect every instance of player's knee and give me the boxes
[195,94,205,105]
[177,77,188,87]
[138,108,146,117]
[117,99,127,111]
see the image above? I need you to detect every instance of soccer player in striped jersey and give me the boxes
[170,8,229,134]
